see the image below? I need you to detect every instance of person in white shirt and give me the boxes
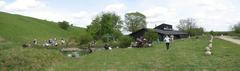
[164,35,171,50]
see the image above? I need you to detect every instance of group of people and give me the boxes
[42,38,66,47]
[130,36,152,48]
[22,38,66,48]
[129,35,173,50]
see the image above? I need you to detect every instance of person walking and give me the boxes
[164,35,171,50]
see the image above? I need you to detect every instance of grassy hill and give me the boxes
[0,12,240,71]
[0,12,86,71]
[0,12,84,44]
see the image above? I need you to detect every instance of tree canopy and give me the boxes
[124,12,147,32]
[87,12,123,41]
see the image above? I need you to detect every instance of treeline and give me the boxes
[177,18,204,36]
[57,12,207,48]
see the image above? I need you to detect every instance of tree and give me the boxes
[124,12,147,32]
[177,18,197,32]
[233,22,240,33]
[58,21,70,30]
[177,18,204,36]
[210,30,215,35]
[144,29,159,42]
[87,12,123,41]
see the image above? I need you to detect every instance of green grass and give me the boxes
[48,37,239,71]
[0,12,85,45]
[0,12,240,71]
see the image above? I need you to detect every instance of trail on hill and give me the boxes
[217,36,240,45]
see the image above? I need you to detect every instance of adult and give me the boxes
[33,39,37,45]
[164,35,171,50]
[104,43,112,50]
[170,35,174,41]
[61,38,66,45]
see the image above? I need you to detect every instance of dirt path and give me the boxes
[217,36,240,45]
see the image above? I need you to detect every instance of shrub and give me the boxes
[144,29,159,42]
[189,28,204,36]
[58,21,70,30]
[118,36,133,48]
[78,33,93,45]
[233,23,240,33]
[109,41,120,48]
[102,34,114,42]
[94,40,105,48]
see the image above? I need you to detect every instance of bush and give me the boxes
[101,34,114,42]
[144,29,158,42]
[78,33,93,45]
[118,36,133,48]
[94,40,105,48]
[109,41,120,48]
[189,28,204,36]
[58,21,70,30]
[233,23,240,33]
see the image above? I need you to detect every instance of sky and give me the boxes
[1,0,240,32]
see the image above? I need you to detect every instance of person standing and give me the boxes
[164,35,171,50]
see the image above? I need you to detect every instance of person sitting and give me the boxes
[33,39,38,45]
[61,38,66,45]
[48,39,52,44]
[147,41,152,47]
[43,43,50,47]
[22,43,30,48]
[104,44,108,50]
[108,46,112,50]
[54,42,58,46]
[104,43,112,50]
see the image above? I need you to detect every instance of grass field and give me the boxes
[0,12,240,71]
[2,36,238,71]
[48,37,240,71]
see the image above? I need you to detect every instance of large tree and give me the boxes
[124,12,147,32]
[177,18,204,36]
[87,12,123,41]
[177,18,197,31]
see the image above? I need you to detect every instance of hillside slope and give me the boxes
[0,12,85,44]
[0,12,87,71]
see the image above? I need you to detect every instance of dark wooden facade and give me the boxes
[129,23,188,41]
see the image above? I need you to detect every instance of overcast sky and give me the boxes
[1,0,240,31]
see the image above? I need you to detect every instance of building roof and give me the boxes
[154,29,188,35]
[129,28,147,36]
[154,23,172,29]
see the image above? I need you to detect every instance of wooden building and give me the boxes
[129,23,188,41]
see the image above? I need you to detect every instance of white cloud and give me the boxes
[138,0,240,31]
[69,11,97,27]
[142,7,178,28]
[104,3,126,12]
[1,0,239,31]
[164,0,240,31]
[21,10,97,28]
[3,0,45,12]
[0,0,6,8]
